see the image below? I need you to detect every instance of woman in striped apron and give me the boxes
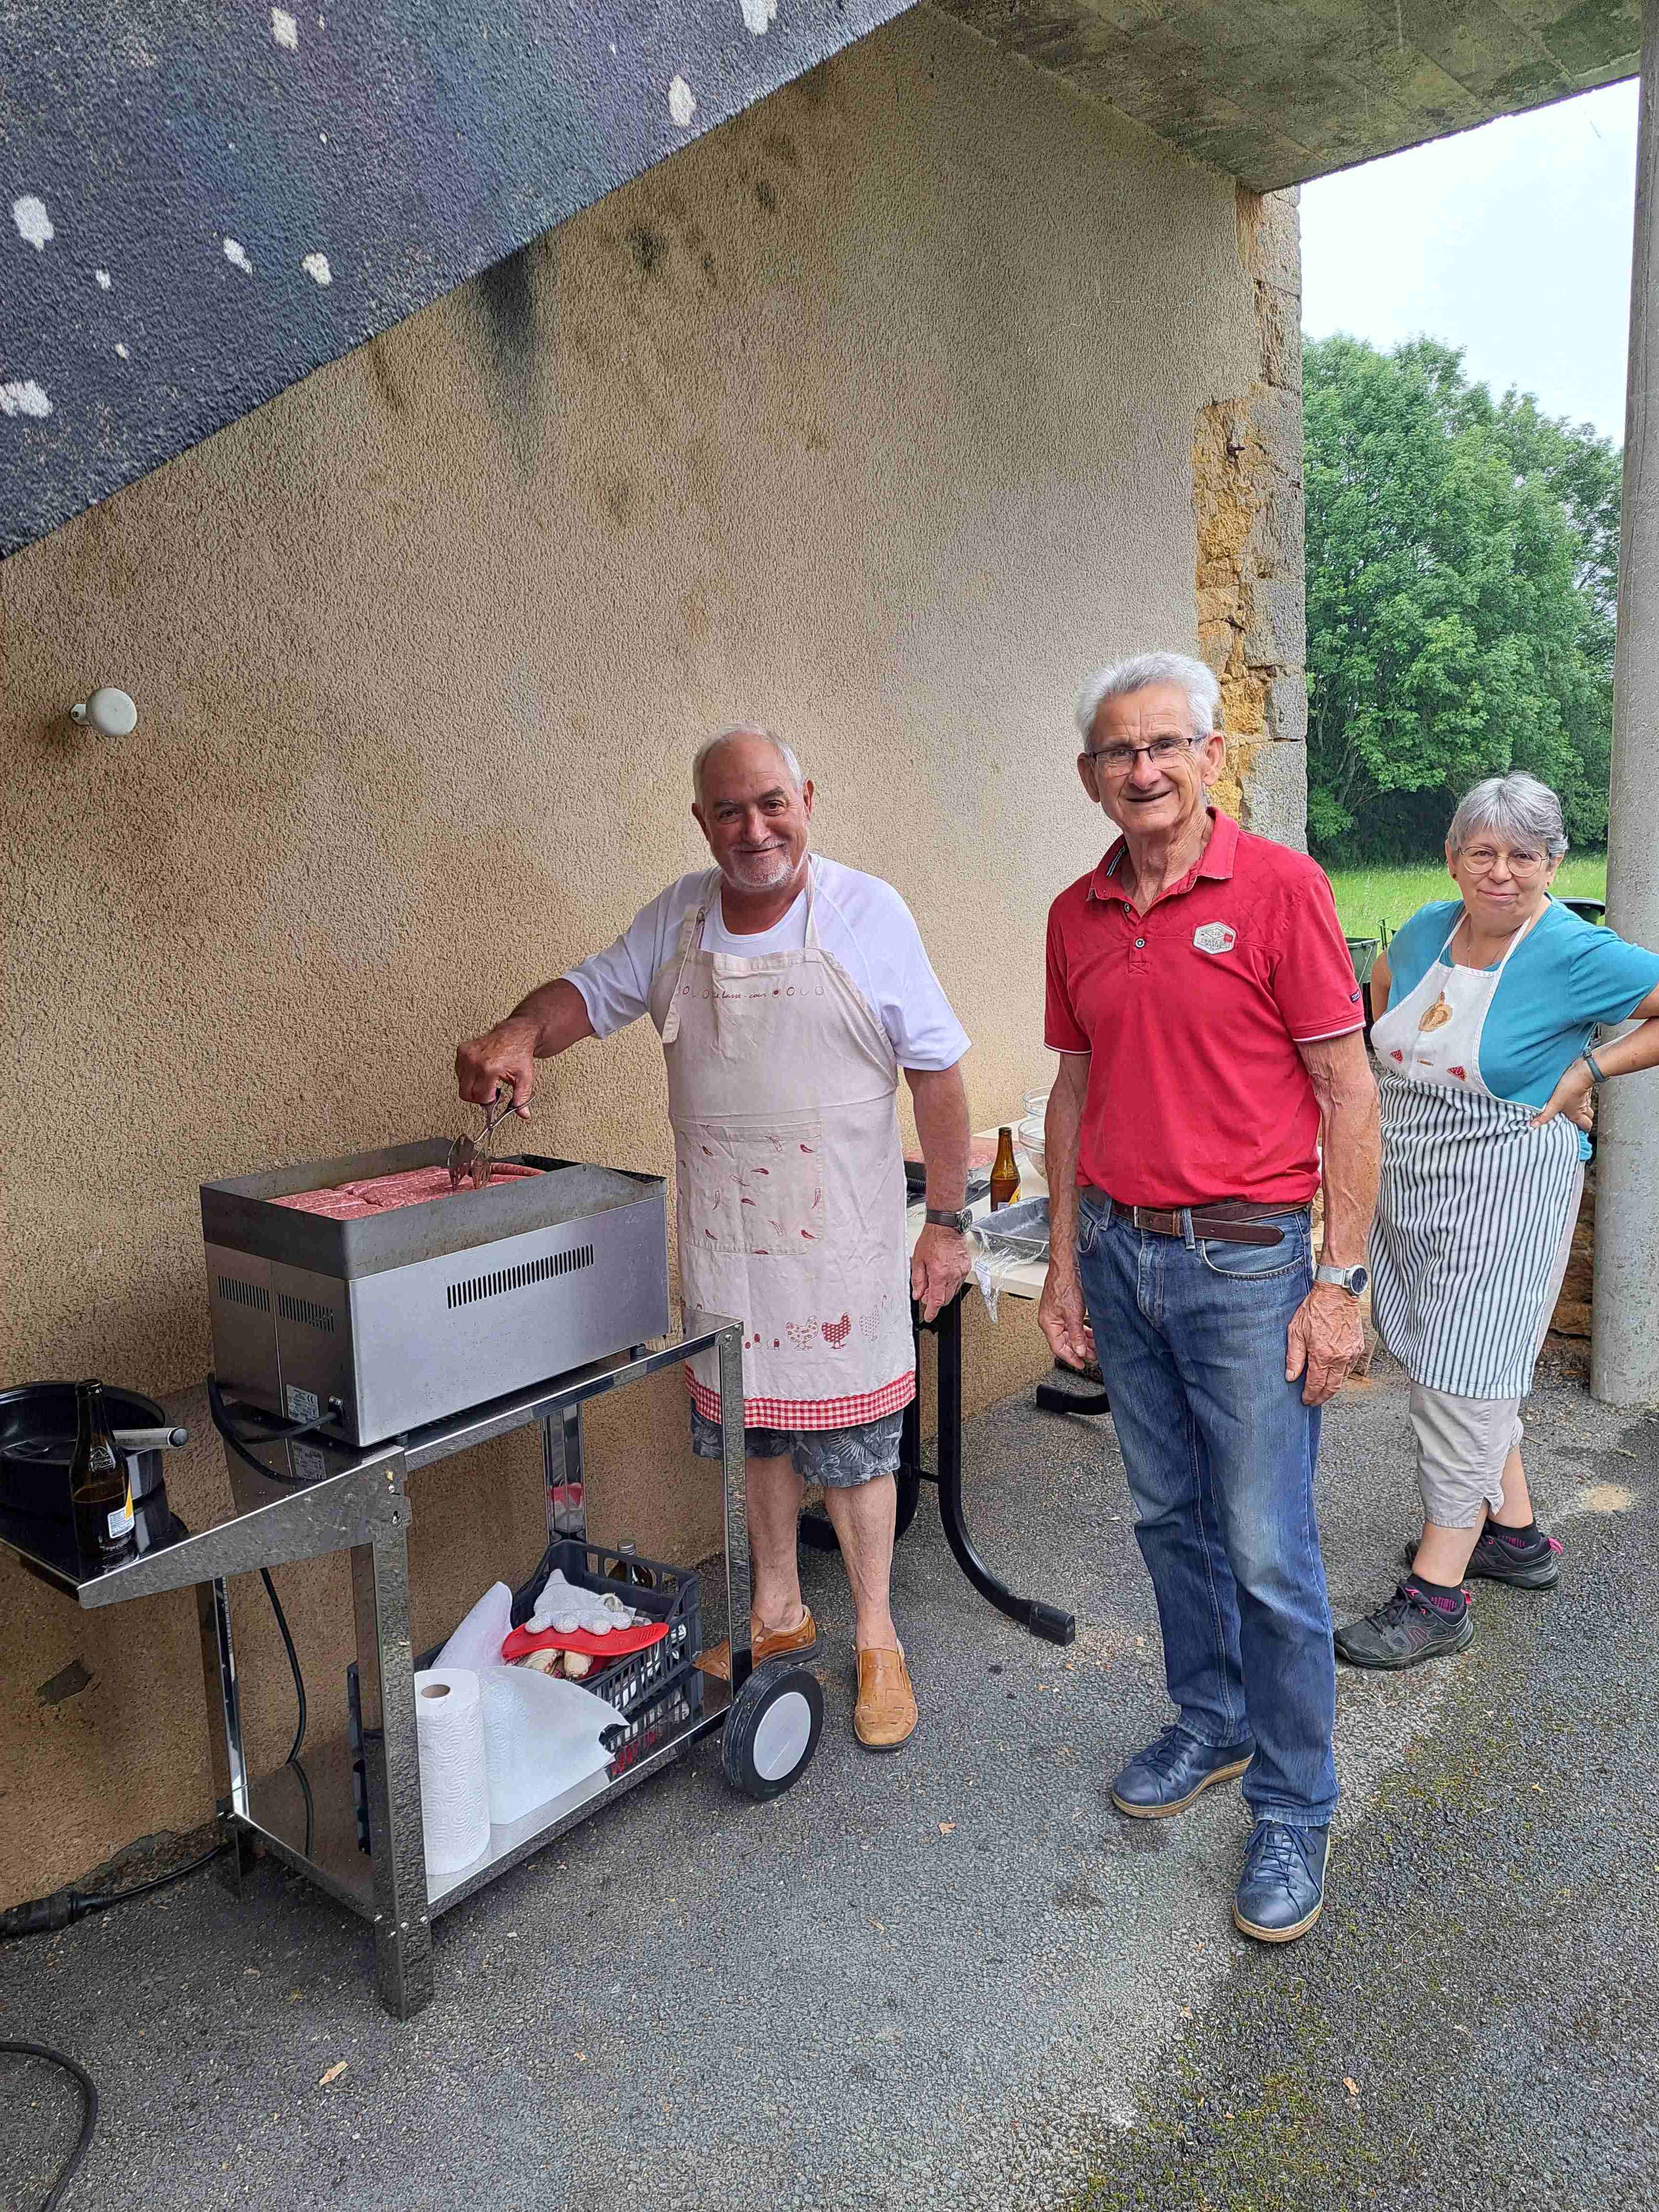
[1336,773,1659,1670]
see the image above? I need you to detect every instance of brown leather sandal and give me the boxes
[853,1645,917,1750]
[696,1606,821,1682]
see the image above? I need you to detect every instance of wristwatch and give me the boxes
[1582,1047,1610,1086]
[925,1206,974,1233]
[1315,1262,1369,1297]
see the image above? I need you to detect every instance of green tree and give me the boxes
[1304,335,1619,859]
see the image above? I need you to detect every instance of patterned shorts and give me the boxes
[688,1402,905,1487]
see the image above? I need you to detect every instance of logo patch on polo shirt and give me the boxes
[1192,922,1237,956]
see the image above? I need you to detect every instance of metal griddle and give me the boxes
[201,1144,670,1445]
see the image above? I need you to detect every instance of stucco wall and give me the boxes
[0,6,1262,1902]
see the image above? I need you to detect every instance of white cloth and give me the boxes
[565,856,969,1072]
[1370,906,1541,1096]
[526,1569,644,1637]
[649,864,917,1424]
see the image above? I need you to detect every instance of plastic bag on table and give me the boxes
[970,1232,1030,1324]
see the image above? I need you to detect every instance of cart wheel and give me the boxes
[800,1463,921,1553]
[722,1661,823,1800]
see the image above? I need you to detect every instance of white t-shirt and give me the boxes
[564,856,970,1071]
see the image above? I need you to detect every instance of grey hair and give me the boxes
[692,725,806,800]
[1074,651,1222,745]
[1447,771,1568,860]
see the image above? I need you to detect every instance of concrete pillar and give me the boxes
[1593,0,1659,1408]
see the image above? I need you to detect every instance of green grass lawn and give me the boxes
[1325,855,1607,941]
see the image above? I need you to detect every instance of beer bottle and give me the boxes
[989,1127,1020,1211]
[612,1537,654,1591]
[70,1380,136,1564]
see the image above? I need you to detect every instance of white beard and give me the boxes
[723,845,795,891]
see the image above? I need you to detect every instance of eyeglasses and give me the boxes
[1084,735,1203,777]
[1460,844,1548,875]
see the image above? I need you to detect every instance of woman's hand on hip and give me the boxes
[911,1224,971,1323]
[1529,1060,1595,1134]
[1286,1283,1365,1405]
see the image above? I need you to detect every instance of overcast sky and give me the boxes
[1300,80,1639,444]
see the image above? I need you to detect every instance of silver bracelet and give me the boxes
[1582,1047,1610,1086]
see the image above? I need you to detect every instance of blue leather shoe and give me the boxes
[1108,1724,1255,1819]
[1233,1821,1329,1943]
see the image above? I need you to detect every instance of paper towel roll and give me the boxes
[414,1667,492,1877]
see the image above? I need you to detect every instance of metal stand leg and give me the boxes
[544,1404,586,1541]
[351,1508,433,2021]
[198,1576,254,1895]
[717,1323,752,1691]
[927,1291,1076,1646]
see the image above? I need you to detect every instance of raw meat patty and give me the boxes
[274,1162,541,1217]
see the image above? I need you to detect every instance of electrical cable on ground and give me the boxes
[0,2040,98,2212]
[1,1566,306,1940]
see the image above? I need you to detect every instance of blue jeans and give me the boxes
[1075,1195,1338,1829]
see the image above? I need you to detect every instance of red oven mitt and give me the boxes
[501,1620,668,1662]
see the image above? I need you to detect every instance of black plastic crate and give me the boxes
[348,1538,701,1851]
[512,1539,702,1759]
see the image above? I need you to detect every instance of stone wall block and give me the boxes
[1244,575,1306,671]
[1253,479,1305,578]
[1221,672,1268,736]
[1265,671,1309,746]
[1239,740,1308,850]
[1246,383,1303,476]
[1239,183,1309,296]
[1256,282,1303,390]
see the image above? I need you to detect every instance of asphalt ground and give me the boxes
[2,1363,1654,2212]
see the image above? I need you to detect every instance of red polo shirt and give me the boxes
[1044,810,1363,1208]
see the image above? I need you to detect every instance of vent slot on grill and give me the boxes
[277,1291,338,1335]
[218,1275,271,1313]
[448,1244,596,1310]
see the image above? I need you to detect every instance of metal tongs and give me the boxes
[447,1085,517,1192]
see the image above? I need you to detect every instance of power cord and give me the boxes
[0,2039,97,2209]
[259,1566,307,1762]
[0,1834,225,1939]
[207,1376,319,1759]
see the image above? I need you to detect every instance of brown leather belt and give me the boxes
[1087,1190,1311,1249]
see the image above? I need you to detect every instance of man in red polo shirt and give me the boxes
[1040,650,1378,1944]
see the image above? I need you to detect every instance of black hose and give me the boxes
[259,1565,307,1764]
[206,1375,342,1487]
[206,1378,318,1766]
[0,2041,98,2210]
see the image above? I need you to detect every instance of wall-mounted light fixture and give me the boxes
[69,687,138,737]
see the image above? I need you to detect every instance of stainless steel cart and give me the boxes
[0,1315,808,2020]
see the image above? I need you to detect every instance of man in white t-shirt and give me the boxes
[457,729,973,1751]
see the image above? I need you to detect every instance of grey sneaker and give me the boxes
[1466,1524,1562,1590]
[1334,1580,1472,1670]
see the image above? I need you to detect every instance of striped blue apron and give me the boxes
[1369,1073,1583,1398]
[1368,904,1583,1399]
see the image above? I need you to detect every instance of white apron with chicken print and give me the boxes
[648,863,916,1429]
